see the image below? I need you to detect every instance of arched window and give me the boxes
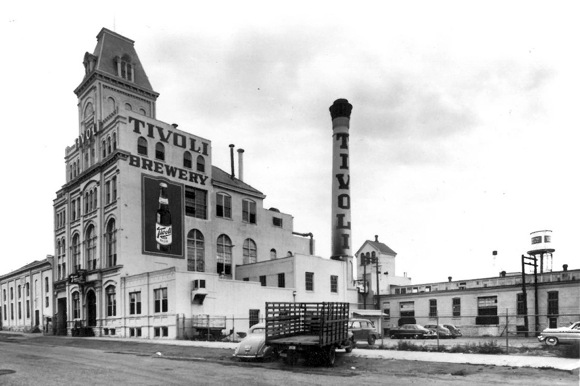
[111,176,117,201]
[243,239,257,264]
[217,234,232,275]
[72,234,81,272]
[56,240,62,279]
[183,151,192,169]
[45,277,49,293]
[107,97,116,115]
[105,285,116,317]
[107,136,112,154]
[93,188,97,209]
[124,103,132,111]
[102,140,107,158]
[72,292,80,319]
[155,142,165,160]
[270,248,277,260]
[106,219,117,267]
[84,193,89,214]
[84,102,94,119]
[85,225,97,270]
[88,191,93,212]
[60,239,66,279]
[137,137,148,156]
[112,132,117,150]
[216,192,232,219]
[196,155,205,173]
[242,199,257,224]
[187,229,205,272]
[287,251,293,257]
[139,108,147,116]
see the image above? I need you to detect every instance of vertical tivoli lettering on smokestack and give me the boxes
[329,99,353,261]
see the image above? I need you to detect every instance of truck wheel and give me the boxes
[367,335,376,346]
[345,339,355,353]
[545,337,559,346]
[326,347,336,367]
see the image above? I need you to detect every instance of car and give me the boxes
[349,318,381,345]
[233,323,276,360]
[443,324,463,339]
[538,321,580,346]
[389,324,436,339]
[424,324,452,339]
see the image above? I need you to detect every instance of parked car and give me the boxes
[349,318,381,345]
[233,323,276,360]
[538,321,580,346]
[389,324,436,339]
[424,324,452,338]
[443,324,463,339]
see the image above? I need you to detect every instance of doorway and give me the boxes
[86,290,96,327]
[57,298,67,335]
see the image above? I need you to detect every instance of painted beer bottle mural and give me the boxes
[156,182,172,251]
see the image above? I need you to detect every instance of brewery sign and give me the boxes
[69,270,87,285]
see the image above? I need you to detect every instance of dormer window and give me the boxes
[115,55,134,82]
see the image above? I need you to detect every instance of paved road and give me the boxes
[0,332,578,385]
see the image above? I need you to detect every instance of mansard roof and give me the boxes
[75,28,157,96]
[211,165,265,199]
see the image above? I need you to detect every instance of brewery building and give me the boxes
[355,232,580,337]
[0,258,53,332]
[49,28,357,338]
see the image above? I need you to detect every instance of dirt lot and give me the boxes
[1,333,577,385]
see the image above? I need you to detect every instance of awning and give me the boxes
[352,309,383,317]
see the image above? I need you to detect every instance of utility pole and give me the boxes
[375,256,380,310]
[521,255,539,336]
[363,255,367,309]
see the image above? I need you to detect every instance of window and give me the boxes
[452,298,461,317]
[185,186,207,219]
[216,193,231,219]
[476,296,498,325]
[107,137,112,155]
[547,291,558,315]
[129,292,141,315]
[197,155,205,173]
[26,300,30,318]
[187,229,205,272]
[117,56,133,81]
[243,238,257,264]
[18,285,21,299]
[516,293,526,315]
[330,275,338,293]
[216,235,232,275]
[106,286,116,317]
[382,302,390,319]
[272,217,282,227]
[18,302,21,319]
[183,151,192,168]
[242,199,257,224]
[259,276,266,287]
[249,309,260,328]
[85,193,89,214]
[102,140,107,158]
[278,273,285,288]
[72,234,81,272]
[429,299,437,317]
[85,225,97,270]
[112,133,117,150]
[111,176,117,202]
[72,292,80,319]
[305,272,314,291]
[106,219,117,267]
[399,301,415,317]
[155,142,165,160]
[270,249,277,260]
[138,137,148,156]
[154,288,168,313]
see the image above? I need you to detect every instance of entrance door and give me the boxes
[86,291,96,327]
[57,298,67,335]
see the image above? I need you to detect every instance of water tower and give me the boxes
[527,230,555,273]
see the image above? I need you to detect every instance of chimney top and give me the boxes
[448,276,452,282]
[329,98,353,120]
[563,264,568,271]
[375,235,379,242]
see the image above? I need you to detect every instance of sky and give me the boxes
[1,1,578,284]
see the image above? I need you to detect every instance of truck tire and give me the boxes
[325,347,336,367]
[345,339,355,353]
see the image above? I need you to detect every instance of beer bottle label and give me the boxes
[156,224,173,246]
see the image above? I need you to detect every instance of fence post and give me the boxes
[505,308,509,354]
[436,315,440,350]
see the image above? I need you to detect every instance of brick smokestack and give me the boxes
[329,99,353,261]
